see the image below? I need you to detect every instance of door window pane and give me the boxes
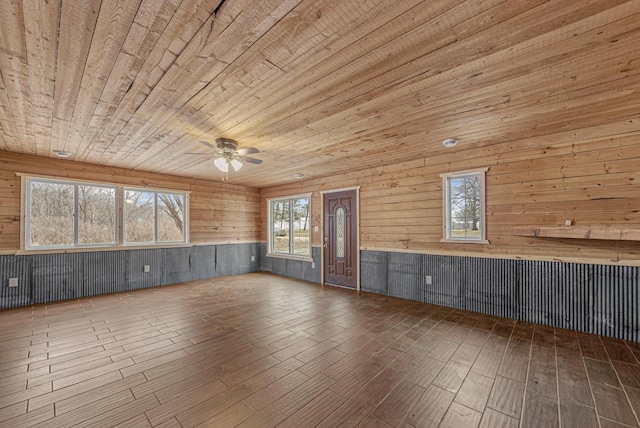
[336,206,345,258]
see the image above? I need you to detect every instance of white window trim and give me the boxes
[267,193,313,261]
[21,175,189,251]
[440,167,489,244]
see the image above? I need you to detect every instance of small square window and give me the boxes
[441,168,488,243]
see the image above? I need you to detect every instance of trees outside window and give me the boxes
[124,190,155,243]
[123,189,185,244]
[78,185,117,245]
[29,180,76,247]
[158,193,185,242]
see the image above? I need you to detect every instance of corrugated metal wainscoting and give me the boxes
[0,243,259,309]
[361,250,640,342]
[259,243,322,284]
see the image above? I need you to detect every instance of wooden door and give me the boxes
[323,190,357,288]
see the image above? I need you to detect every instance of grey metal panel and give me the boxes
[591,265,640,341]
[31,253,84,304]
[303,247,322,283]
[285,258,304,280]
[259,246,319,283]
[162,247,192,285]
[189,246,217,281]
[423,254,464,309]
[249,243,260,273]
[518,261,591,331]
[465,257,518,318]
[360,250,388,294]
[127,249,164,289]
[83,251,127,296]
[520,260,557,327]
[216,243,258,276]
[558,263,592,334]
[387,252,422,302]
[0,256,31,308]
[259,243,272,272]
[270,257,287,276]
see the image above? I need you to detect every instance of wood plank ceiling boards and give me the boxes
[0,0,639,188]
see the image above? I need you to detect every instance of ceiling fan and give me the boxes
[190,138,262,173]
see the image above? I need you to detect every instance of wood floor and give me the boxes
[1,273,639,428]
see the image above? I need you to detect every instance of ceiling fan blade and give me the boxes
[198,140,215,149]
[236,147,260,156]
[186,148,224,156]
[237,155,263,165]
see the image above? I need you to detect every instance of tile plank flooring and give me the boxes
[1,272,639,427]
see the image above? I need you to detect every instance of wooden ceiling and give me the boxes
[0,0,639,188]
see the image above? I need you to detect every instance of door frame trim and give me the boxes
[319,186,361,291]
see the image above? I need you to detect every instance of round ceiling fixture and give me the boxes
[53,150,72,158]
[442,138,458,148]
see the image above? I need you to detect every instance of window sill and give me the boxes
[440,239,490,245]
[17,243,192,255]
[266,252,314,263]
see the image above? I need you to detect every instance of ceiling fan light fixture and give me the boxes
[442,138,458,148]
[230,159,243,171]
[214,157,229,172]
[195,138,261,179]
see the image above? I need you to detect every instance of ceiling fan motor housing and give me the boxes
[215,138,238,152]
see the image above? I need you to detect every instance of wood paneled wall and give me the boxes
[0,151,260,253]
[261,121,640,265]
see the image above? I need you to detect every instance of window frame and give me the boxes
[267,194,312,261]
[440,167,489,244]
[22,175,189,251]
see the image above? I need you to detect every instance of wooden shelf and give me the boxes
[513,225,640,242]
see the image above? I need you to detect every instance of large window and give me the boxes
[124,189,185,244]
[24,176,187,250]
[268,195,311,258]
[27,178,117,249]
[441,168,488,243]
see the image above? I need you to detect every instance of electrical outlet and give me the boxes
[251,255,255,262]
[143,265,150,273]
[8,278,18,287]
[311,262,316,269]
[425,275,432,285]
